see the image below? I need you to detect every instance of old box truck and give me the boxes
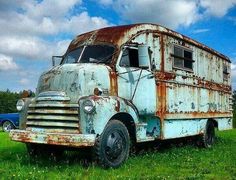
[10,24,232,168]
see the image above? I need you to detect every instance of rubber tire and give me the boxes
[2,121,15,132]
[199,121,215,148]
[94,120,130,168]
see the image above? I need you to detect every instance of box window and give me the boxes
[172,45,194,70]
[223,65,229,81]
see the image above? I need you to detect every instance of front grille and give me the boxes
[26,92,80,133]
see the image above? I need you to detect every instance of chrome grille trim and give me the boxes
[26,92,80,133]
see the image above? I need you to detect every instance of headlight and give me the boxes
[83,99,95,114]
[16,99,25,111]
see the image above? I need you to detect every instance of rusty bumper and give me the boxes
[9,130,96,147]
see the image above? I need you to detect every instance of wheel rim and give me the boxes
[105,130,125,161]
[3,121,13,132]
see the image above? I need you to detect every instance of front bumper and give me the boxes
[10,130,96,147]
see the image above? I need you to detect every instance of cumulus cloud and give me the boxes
[0,36,71,60]
[65,12,112,35]
[0,54,18,71]
[0,0,112,91]
[0,36,50,60]
[112,0,200,29]
[96,0,236,29]
[200,0,236,17]
[0,0,112,61]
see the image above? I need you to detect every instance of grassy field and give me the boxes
[0,130,235,180]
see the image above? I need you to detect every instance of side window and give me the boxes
[223,64,229,81]
[120,48,139,68]
[172,45,194,70]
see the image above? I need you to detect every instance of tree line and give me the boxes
[0,90,35,114]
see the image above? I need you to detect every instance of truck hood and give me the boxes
[36,64,111,103]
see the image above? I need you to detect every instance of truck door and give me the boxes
[116,46,156,115]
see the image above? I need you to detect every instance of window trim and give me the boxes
[223,64,229,81]
[172,44,194,71]
[118,46,140,68]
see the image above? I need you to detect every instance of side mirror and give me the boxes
[138,45,150,69]
[52,56,63,66]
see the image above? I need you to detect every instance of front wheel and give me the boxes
[94,120,130,168]
[2,121,15,132]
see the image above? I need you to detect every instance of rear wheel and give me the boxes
[94,120,130,168]
[2,121,15,132]
[199,120,215,148]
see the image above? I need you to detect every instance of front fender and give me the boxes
[79,96,139,135]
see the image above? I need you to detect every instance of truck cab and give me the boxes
[10,24,233,168]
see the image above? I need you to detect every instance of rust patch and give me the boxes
[109,70,118,96]
[156,34,167,139]
[21,90,31,98]
[115,100,120,112]
[155,71,176,81]
[44,76,50,83]
[197,78,231,93]
[165,112,232,119]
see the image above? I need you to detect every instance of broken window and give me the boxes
[223,64,229,81]
[172,45,194,70]
[119,48,139,68]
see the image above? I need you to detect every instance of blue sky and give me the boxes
[0,0,236,92]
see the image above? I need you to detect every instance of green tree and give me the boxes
[0,90,20,113]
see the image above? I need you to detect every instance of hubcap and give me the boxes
[105,131,124,161]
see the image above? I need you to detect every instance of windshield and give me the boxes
[62,45,115,64]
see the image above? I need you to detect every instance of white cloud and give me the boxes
[53,39,72,56]
[66,12,112,34]
[96,0,236,29]
[19,78,30,85]
[192,28,210,34]
[24,0,82,19]
[0,54,18,71]
[112,0,200,29]
[200,0,236,17]
[0,1,112,62]
[0,36,50,60]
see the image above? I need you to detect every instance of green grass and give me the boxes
[0,130,236,180]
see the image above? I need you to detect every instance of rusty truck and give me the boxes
[10,24,232,168]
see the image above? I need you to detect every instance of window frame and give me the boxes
[118,46,140,68]
[172,44,194,72]
[223,64,229,81]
